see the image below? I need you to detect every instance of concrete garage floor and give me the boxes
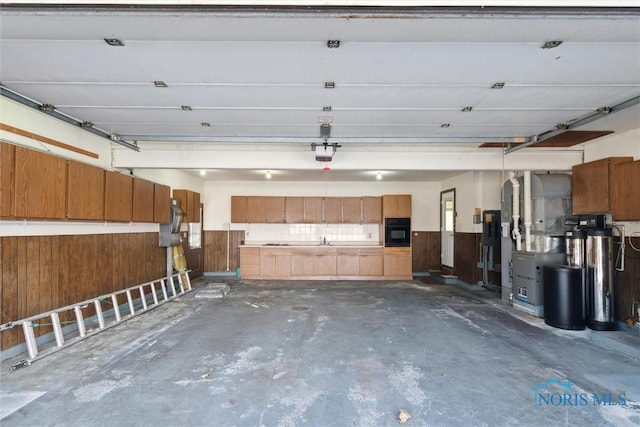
[1,279,639,427]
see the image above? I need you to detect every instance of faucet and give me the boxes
[321,236,328,246]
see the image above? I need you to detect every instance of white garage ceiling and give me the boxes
[1,3,639,181]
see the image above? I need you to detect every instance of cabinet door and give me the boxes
[324,197,342,223]
[286,197,304,223]
[304,197,324,223]
[359,254,383,276]
[185,190,195,222]
[246,196,267,223]
[342,197,362,223]
[15,146,67,219]
[313,254,337,275]
[154,183,171,223]
[265,196,286,223]
[291,253,314,275]
[67,160,105,220]
[104,171,133,221]
[362,197,381,223]
[132,178,155,222]
[0,142,16,218]
[397,195,412,218]
[337,253,359,275]
[231,196,247,223]
[572,157,632,214]
[612,160,640,221]
[192,191,201,223]
[382,195,397,218]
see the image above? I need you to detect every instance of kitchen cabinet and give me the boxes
[342,197,362,223]
[336,248,359,275]
[383,195,412,218]
[104,170,133,222]
[132,177,155,222]
[324,197,342,223]
[611,160,640,221]
[359,252,384,276]
[384,247,412,278]
[247,196,267,223]
[239,247,260,278]
[231,196,248,223]
[304,197,323,223]
[291,253,314,275]
[362,196,382,223]
[265,196,286,223]
[67,160,104,220]
[14,146,67,219]
[314,253,337,275]
[0,142,15,218]
[260,249,292,277]
[286,197,304,223]
[154,183,171,223]
[572,157,633,215]
[174,189,201,223]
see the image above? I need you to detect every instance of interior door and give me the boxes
[441,189,455,268]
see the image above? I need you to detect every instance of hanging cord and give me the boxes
[629,231,640,252]
[612,224,625,272]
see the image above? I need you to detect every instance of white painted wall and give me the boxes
[203,180,441,231]
[133,169,204,194]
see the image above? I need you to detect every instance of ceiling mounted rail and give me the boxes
[505,94,640,154]
[0,86,140,152]
[119,135,524,144]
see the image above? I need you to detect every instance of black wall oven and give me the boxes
[385,218,411,247]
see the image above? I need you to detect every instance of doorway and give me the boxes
[440,189,456,269]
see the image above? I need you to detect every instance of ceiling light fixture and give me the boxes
[265,171,272,180]
[461,106,473,112]
[324,82,335,89]
[199,170,206,176]
[376,172,382,180]
[104,38,125,47]
[491,82,505,89]
[154,81,167,88]
[181,105,192,111]
[542,40,563,49]
[327,40,341,48]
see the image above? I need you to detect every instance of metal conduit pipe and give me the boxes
[509,171,522,251]
[524,171,532,252]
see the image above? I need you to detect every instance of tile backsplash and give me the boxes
[231,223,380,245]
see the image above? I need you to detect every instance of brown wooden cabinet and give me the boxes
[359,252,384,276]
[154,183,171,223]
[265,196,286,223]
[0,142,16,218]
[362,196,382,223]
[384,247,412,278]
[291,253,314,275]
[572,157,633,215]
[304,197,323,223]
[611,160,640,221]
[239,247,260,278]
[132,177,155,222]
[67,160,104,220]
[14,146,67,219]
[246,196,267,223]
[174,189,201,223]
[286,197,304,223]
[337,248,360,275]
[104,170,133,222]
[324,197,342,223]
[342,197,362,223]
[383,194,412,218]
[231,196,248,223]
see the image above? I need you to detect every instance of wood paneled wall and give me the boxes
[203,230,245,273]
[411,231,441,272]
[614,236,640,323]
[0,233,166,350]
[453,232,501,286]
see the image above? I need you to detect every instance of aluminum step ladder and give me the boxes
[0,272,191,368]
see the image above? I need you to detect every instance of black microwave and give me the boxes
[385,217,411,247]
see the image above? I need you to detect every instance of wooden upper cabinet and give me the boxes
[286,197,304,223]
[67,160,104,220]
[572,157,633,215]
[383,194,412,218]
[154,183,171,223]
[132,177,155,222]
[611,160,640,221]
[246,196,267,223]
[104,170,133,222]
[192,191,201,223]
[362,196,382,224]
[173,189,201,223]
[324,197,342,223]
[265,196,286,223]
[231,196,248,223]
[0,142,16,218]
[342,197,362,223]
[14,146,67,219]
[304,197,323,223]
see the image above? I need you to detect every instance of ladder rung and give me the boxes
[150,282,159,306]
[126,290,135,316]
[160,279,169,301]
[94,300,105,329]
[139,286,147,310]
[169,277,177,297]
[22,321,38,360]
[111,294,121,322]
[74,306,86,337]
[51,312,64,348]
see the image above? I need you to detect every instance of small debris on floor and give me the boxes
[398,408,411,424]
[244,301,260,308]
[195,283,231,299]
[200,373,210,379]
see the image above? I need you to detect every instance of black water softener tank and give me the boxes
[543,265,585,330]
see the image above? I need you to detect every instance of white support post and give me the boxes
[22,321,38,360]
[139,287,147,310]
[74,306,86,338]
[111,294,122,322]
[126,290,136,316]
[94,300,105,329]
[51,312,64,348]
